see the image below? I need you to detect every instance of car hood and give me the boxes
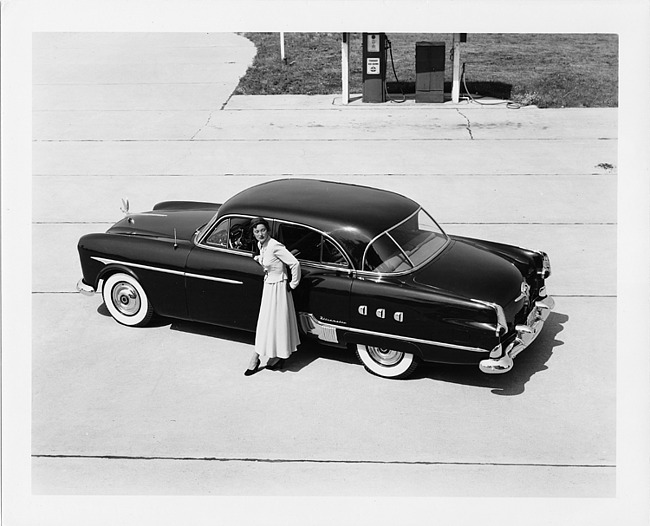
[107,208,217,241]
[413,238,523,307]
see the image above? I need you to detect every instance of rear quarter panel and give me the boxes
[347,278,499,363]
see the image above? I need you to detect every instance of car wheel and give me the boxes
[355,344,419,379]
[102,272,154,327]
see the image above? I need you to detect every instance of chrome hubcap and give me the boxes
[111,282,140,316]
[367,346,404,366]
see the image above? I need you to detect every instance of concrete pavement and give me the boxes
[30,32,616,509]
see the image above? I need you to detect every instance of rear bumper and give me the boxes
[76,278,96,296]
[479,296,555,374]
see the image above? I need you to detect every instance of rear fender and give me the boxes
[341,333,423,359]
[450,235,539,276]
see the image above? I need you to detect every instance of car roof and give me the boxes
[218,178,420,247]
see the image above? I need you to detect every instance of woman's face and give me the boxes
[253,224,268,243]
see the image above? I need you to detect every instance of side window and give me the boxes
[321,238,348,267]
[205,219,229,248]
[277,224,321,263]
[204,216,254,252]
[227,217,254,252]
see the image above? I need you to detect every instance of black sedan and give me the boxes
[77,179,554,379]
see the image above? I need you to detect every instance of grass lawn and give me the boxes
[235,33,618,108]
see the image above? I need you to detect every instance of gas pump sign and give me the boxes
[367,34,381,52]
[366,57,380,75]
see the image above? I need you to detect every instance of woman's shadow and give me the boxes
[167,318,360,369]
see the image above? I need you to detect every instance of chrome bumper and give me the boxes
[76,279,96,296]
[479,296,555,374]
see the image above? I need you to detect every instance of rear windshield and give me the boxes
[363,208,448,273]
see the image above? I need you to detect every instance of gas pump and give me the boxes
[362,33,387,103]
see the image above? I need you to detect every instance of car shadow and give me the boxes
[96,304,175,328]
[168,319,257,345]
[168,319,357,371]
[411,311,568,395]
[97,303,353,369]
[98,303,566,394]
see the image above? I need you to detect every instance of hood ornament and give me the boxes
[121,198,135,224]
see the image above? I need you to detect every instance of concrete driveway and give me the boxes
[29,31,617,507]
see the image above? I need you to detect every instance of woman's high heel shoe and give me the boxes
[244,355,260,376]
[266,358,285,371]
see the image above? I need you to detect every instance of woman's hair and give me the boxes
[249,217,270,230]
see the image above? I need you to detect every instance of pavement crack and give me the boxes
[190,110,217,141]
[456,109,474,140]
[32,454,616,469]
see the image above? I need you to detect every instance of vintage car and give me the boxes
[77,179,554,379]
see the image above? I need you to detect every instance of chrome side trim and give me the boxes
[91,256,243,285]
[299,313,339,343]
[183,272,244,285]
[298,312,488,353]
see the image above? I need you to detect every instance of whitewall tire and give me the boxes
[102,273,154,327]
[355,344,419,379]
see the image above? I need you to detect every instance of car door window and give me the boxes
[227,217,254,252]
[205,218,229,248]
[277,223,321,262]
[204,216,254,253]
[277,223,350,268]
[321,238,348,267]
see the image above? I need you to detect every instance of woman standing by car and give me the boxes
[244,217,301,376]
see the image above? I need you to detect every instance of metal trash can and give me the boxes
[415,41,445,103]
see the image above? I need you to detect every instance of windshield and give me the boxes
[363,208,448,273]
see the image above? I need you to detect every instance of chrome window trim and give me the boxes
[91,256,243,285]
[361,207,450,274]
[194,212,221,244]
[299,313,488,353]
[197,245,256,257]
[196,215,354,271]
[362,208,420,270]
[386,231,415,268]
[196,213,271,254]
[274,218,354,271]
